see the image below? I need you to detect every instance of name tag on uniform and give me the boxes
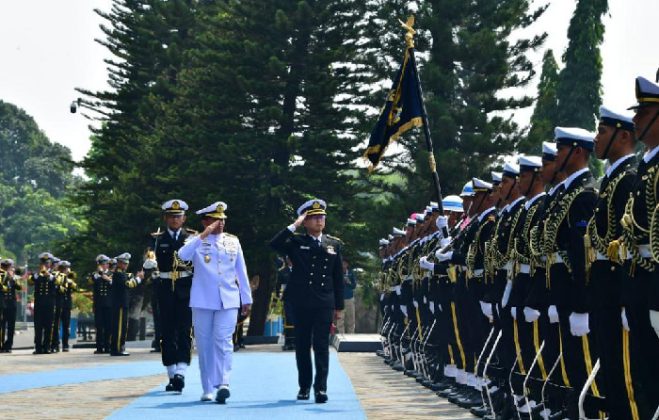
[300,246,311,250]
[159,243,170,248]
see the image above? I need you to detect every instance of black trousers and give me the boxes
[34,300,55,352]
[111,305,129,354]
[158,285,192,366]
[151,288,161,350]
[0,306,4,351]
[3,304,16,349]
[94,306,112,351]
[60,305,72,348]
[293,305,333,392]
[52,300,63,349]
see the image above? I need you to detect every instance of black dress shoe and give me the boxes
[456,392,483,409]
[110,351,130,356]
[314,390,328,404]
[470,404,491,418]
[171,374,185,392]
[165,379,176,392]
[62,347,69,352]
[547,409,567,420]
[297,388,310,400]
[94,350,104,354]
[215,386,230,404]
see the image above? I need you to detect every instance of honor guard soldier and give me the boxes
[110,253,143,356]
[586,105,646,419]
[270,199,344,404]
[92,254,113,354]
[621,75,659,415]
[31,252,59,354]
[1,259,22,352]
[147,199,195,393]
[57,261,77,352]
[542,127,598,419]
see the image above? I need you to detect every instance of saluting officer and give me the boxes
[270,199,344,404]
[178,201,253,404]
[110,253,142,356]
[147,199,196,392]
[92,254,113,354]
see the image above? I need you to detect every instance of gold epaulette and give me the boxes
[185,228,198,235]
[326,234,343,244]
[150,230,165,238]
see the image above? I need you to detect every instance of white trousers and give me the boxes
[192,307,238,394]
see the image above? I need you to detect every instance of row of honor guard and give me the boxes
[376,75,659,420]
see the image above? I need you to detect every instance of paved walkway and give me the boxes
[0,344,474,419]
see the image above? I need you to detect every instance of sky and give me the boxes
[0,0,658,163]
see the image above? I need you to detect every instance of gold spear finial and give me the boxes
[398,16,416,49]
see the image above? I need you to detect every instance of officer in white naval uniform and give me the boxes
[178,201,252,404]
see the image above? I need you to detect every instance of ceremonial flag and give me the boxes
[363,45,424,170]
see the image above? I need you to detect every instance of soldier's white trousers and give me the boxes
[192,307,238,394]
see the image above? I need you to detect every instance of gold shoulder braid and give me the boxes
[586,171,627,266]
[513,204,540,267]
[621,165,657,271]
[543,186,585,273]
[651,166,659,263]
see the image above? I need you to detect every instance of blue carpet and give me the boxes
[108,352,366,420]
[0,360,164,394]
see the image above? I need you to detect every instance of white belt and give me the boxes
[551,252,565,264]
[504,261,513,272]
[596,251,608,261]
[160,271,192,279]
[461,265,468,271]
[519,264,530,274]
[638,244,652,259]
[472,269,484,277]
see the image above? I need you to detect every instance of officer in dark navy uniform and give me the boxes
[110,253,142,356]
[270,199,344,404]
[146,199,195,392]
[1,259,22,352]
[92,254,113,354]
[31,252,58,354]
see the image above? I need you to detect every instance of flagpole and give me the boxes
[401,17,445,214]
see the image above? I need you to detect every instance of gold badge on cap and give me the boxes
[312,202,321,209]
[172,201,181,210]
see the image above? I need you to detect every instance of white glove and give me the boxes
[438,304,442,312]
[548,305,559,324]
[429,301,435,314]
[511,307,517,320]
[436,215,449,231]
[501,280,512,308]
[569,312,590,337]
[650,310,659,339]
[399,305,408,317]
[143,259,158,270]
[523,307,541,323]
[439,237,451,248]
[480,301,493,320]
[621,308,630,332]
[394,285,401,296]
[412,300,419,308]
[419,256,435,272]
[435,250,453,262]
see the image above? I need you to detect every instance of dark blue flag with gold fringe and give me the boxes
[363,44,424,170]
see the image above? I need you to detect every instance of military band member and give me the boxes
[92,254,113,354]
[57,261,77,352]
[110,253,143,356]
[622,75,659,415]
[270,199,344,404]
[31,252,58,354]
[178,201,252,403]
[147,199,195,393]
[1,259,22,352]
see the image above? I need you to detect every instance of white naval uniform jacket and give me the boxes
[178,232,253,310]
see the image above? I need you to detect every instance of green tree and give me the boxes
[521,49,560,153]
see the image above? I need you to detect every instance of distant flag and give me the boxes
[363,29,424,171]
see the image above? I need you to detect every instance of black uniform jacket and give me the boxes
[270,228,344,310]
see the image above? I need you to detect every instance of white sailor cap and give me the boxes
[502,162,520,178]
[95,254,111,264]
[430,201,440,212]
[460,181,474,197]
[491,171,503,185]
[599,105,634,131]
[472,177,493,192]
[51,257,61,265]
[0,258,14,267]
[379,239,390,247]
[415,212,426,222]
[629,76,659,110]
[442,195,463,213]
[297,199,327,217]
[196,201,228,219]
[115,252,132,263]
[406,217,417,226]
[424,206,433,216]
[161,199,188,215]
[392,227,405,236]
[38,252,54,261]
[554,127,595,151]
[59,260,71,268]
[519,155,542,172]
[542,141,557,161]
